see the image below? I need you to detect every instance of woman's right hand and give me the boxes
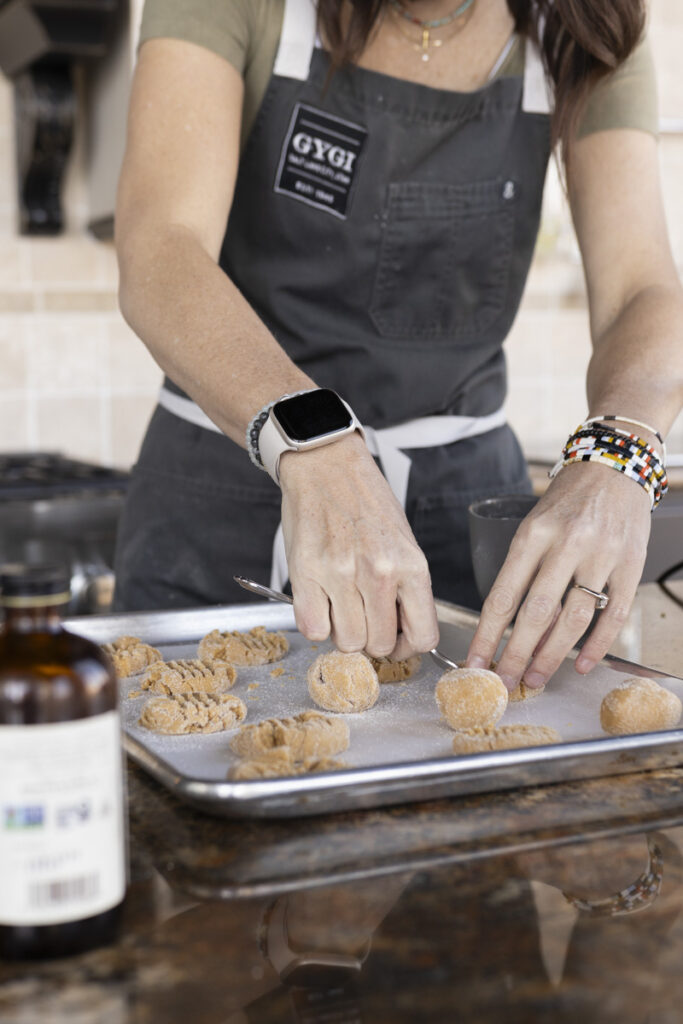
[279,433,440,659]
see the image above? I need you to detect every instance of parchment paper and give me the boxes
[119,619,683,783]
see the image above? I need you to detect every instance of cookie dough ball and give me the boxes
[231,710,349,760]
[600,678,682,736]
[141,658,237,695]
[139,692,247,735]
[435,667,508,731]
[509,680,545,703]
[102,635,161,677]
[452,724,560,754]
[307,651,380,713]
[198,625,288,666]
[369,654,421,683]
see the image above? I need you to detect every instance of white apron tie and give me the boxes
[156,386,507,593]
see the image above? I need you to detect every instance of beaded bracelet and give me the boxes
[245,390,311,471]
[565,426,668,486]
[563,429,667,486]
[584,414,665,453]
[549,420,668,510]
[550,434,664,510]
[550,423,668,509]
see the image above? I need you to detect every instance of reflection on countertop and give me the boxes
[2,582,683,1023]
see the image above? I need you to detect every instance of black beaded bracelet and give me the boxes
[245,391,311,471]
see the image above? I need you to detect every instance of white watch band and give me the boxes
[258,392,365,484]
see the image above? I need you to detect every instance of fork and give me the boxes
[233,575,460,672]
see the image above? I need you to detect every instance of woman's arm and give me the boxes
[116,38,439,657]
[467,128,683,689]
[116,38,315,440]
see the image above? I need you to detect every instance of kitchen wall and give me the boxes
[0,0,682,468]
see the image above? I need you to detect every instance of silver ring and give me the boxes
[572,583,609,610]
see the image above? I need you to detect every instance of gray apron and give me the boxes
[113,3,551,612]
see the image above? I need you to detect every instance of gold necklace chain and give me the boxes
[388,1,477,62]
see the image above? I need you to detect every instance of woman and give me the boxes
[114,0,683,694]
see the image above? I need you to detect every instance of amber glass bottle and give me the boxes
[0,564,126,960]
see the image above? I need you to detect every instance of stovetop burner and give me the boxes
[0,453,129,501]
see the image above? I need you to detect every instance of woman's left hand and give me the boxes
[466,462,651,690]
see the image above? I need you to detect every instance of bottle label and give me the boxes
[0,711,126,926]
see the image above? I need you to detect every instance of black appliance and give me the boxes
[0,453,129,613]
[0,0,122,234]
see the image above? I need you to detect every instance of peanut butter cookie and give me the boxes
[198,625,289,666]
[102,635,161,677]
[369,654,421,683]
[230,752,345,780]
[139,692,247,735]
[140,658,237,696]
[452,724,561,754]
[509,681,545,702]
[231,710,349,760]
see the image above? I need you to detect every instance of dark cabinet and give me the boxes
[0,0,121,234]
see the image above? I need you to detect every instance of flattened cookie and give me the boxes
[452,724,561,754]
[198,625,289,666]
[140,658,237,696]
[139,692,247,735]
[231,710,349,760]
[509,681,545,702]
[600,678,682,736]
[307,651,379,713]
[370,655,421,683]
[102,635,161,677]
[435,667,508,730]
[230,753,345,780]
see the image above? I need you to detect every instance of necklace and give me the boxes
[388,0,477,62]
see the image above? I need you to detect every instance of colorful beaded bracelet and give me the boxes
[563,431,668,487]
[549,420,668,510]
[583,414,665,452]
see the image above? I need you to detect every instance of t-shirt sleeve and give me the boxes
[138,0,253,74]
[577,36,659,139]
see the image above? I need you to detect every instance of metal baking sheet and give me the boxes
[65,600,683,819]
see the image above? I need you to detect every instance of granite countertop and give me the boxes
[2,582,683,1023]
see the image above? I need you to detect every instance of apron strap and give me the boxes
[156,386,507,591]
[522,36,553,115]
[158,386,222,433]
[273,0,318,81]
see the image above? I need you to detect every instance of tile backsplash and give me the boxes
[0,1,682,469]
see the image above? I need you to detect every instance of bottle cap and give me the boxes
[0,563,71,606]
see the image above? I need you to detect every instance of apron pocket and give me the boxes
[370,178,517,345]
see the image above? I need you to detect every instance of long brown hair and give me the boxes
[317,0,646,163]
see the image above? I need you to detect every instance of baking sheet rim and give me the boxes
[66,599,683,818]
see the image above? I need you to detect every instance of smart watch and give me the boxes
[257,388,365,484]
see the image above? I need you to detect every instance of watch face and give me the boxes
[275,390,353,443]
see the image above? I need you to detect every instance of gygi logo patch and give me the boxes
[274,104,367,219]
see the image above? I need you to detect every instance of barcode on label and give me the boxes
[28,873,99,908]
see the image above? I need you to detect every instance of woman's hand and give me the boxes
[466,462,651,690]
[279,433,440,659]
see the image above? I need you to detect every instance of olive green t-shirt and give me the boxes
[139,0,658,151]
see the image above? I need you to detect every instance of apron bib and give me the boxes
[114,0,551,611]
